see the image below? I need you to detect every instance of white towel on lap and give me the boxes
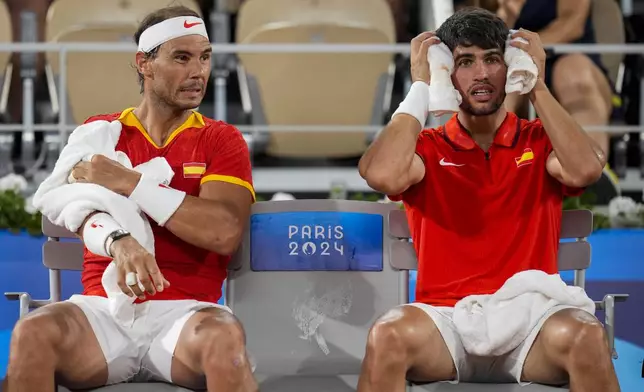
[453,269,595,356]
[31,119,176,321]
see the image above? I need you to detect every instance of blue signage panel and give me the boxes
[250,211,383,271]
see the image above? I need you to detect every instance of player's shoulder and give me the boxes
[420,126,445,140]
[417,126,447,150]
[83,111,122,124]
[518,117,546,136]
[516,117,551,146]
[199,114,245,141]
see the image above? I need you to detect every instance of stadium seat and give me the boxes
[0,0,12,121]
[235,0,396,159]
[44,0,202,125]
[3,217,196,391]
[386,209,630,391]
[591,0,625,85]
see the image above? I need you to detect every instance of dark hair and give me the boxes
[133,6,201,93]
[436,7,508,53]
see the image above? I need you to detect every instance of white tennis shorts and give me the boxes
[404,302,576,385]
[67,294,230,385]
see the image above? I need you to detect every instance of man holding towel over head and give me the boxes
[358,7,618,392]
[4,6,257,392]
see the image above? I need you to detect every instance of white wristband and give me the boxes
[82,212,123,257]
[129,174,186,226]
[392,81,430,127]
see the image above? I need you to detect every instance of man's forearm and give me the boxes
[530,80,605,183]
[122,175,244,255]
[162,195,243,255]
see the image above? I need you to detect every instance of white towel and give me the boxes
[452,269,595,356]
[428,42,462,116]
[426,35,538,115]
[504,30,539,95]
[31,119,176,322]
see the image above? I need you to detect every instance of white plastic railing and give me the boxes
[0,42,642,139]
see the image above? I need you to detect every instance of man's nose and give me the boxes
[473,61,490,80]
[189,59,207,78]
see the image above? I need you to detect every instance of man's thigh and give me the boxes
[398,303,460,383]
[65,295,143,385]
[140,300,230,388]
[20,301,108,389]
[513,306,585,386]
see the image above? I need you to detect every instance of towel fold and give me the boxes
[426,34,538,116]
[32,119,176,323]
[452,269,595,356]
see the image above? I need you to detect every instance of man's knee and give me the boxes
[11,310,63,352]
[189,311,248,371]
[552,55,609,108]
[365,307,433,365]
[540,309,609,365]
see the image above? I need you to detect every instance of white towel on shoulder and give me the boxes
[452,269,595,356]
[31,119,176,322]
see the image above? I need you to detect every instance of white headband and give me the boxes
[137,16,209,53]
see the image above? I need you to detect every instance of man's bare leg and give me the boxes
[170,307,258,392]
[551,54,613,156]
[357,306,456,392]
[2,302,108,392]
[522,308,620,392]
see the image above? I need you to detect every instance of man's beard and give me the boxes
[152,88,202,111]
[460,94,505,116]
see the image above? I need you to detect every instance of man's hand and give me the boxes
[110,236,170,300]
[509,29,547,84]
[71,155,141,196]
[410,31,440,84]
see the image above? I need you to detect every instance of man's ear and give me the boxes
[135,51,153,79]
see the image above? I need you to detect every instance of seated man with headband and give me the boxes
[4,6,257,392]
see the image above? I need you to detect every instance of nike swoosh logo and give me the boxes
[439,158,465,167]
[184,21,202,28]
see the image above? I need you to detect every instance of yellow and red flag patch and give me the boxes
[515,148,534,167]
[183,162,206,178]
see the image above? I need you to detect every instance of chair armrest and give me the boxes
[5,292,33,319]
[4,292,53,319]
[595,294,629,359]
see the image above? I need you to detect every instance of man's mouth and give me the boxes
[470,85,494,101]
